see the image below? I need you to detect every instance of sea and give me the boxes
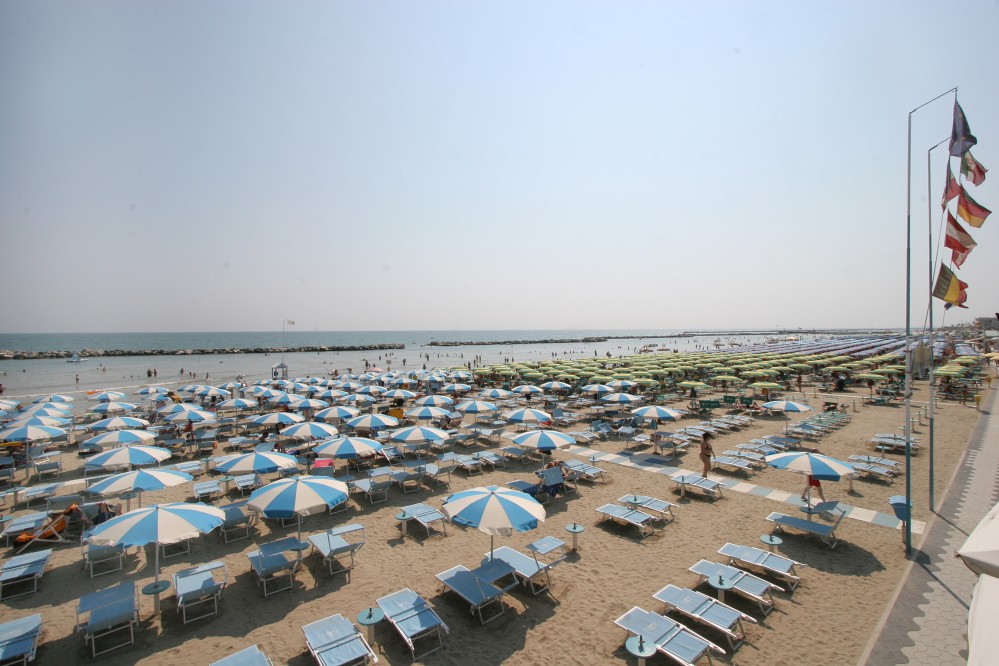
[0,329,839,400]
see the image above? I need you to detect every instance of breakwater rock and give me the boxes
[429,337,611,347]
[0,344,405,361]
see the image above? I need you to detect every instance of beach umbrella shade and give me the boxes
[389,377,416,386]
[341,394,376,405]
[507,429,575,452]
[383,389,417,401]
[83,444,172,470]
[268,393,309,407]
[764,451,856,504]
[156,402,203,415]
[88,390,127,402]
[314,406,360,422]
[479,388,513,399]
[762,400,813,434]
[280,421,340,441]
[449,371,473,381]
[89,416,151,431]
[217,398,258,411]
[511,385,544,395]
[503,408,552,425]
[607,379,637,390]
[600,392,643,405]
[33,394,74,404]
[454,400,498,415]
[404,406,450,422]
[346,413,399,431]
[248,475,349,538]
[194,386,231,398]
[0,424,66,444]
[631,405,684,422]
[415,395,454,407]
[82,429,158,449]
[7,415,70,428]
[355,385,387,396]
[389,425,449,444]
[214,451,300,475]
[540,381,572,392]
[958,502,999,578]
[85,502,225,611]
[247,411,305,427]
[677,381,709,389]
[163,410,217,425]
[17,404,73,419]
[443,485,546,560]
[581,384,614,396]
[91,401,138,414]
[288,398,329,412]
[314,436,383,460]
[441,383,473,394]
[86,468,193,509]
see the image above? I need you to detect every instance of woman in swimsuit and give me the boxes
[699,432,714,476]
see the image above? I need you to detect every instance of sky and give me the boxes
[1,1,997,334]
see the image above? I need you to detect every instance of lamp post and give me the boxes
[926,136,949,512]
[904,88,956,556]
[281,319,295,367]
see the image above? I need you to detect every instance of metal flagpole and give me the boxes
[905,87,956,556]
[926,137,949,512]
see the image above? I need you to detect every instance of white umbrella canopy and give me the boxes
[959,502,999,578]
[968,574,999,666]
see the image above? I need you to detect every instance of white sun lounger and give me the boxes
[618,494,676,523]
[210,644,273,666]
[688,560,779,616]
[596,504,657,538]
[670,474,724,500]
[614,606,725,666]
[710,456,754,475]
[247,537,303,597]
[486,545,562,596]
[717,542,804,592]
[653,584,757,652]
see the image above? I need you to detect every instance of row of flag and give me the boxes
[933,99,991,309]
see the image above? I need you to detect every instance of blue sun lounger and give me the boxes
[193,480,223,502]
[688,560,779,616]
[670,474,724,500]
[173,560,228,624]
[0,513,48,546]
[0,614,42,666]
[596,504,657,538]
[485,545,562,596]
[377,587,449,660]
[302,613,377,665]
[766,509,846,549]
[436,562,517,625]
[710,456,754,475]
[307,524,365,577]
[618,495,676,523]
[247,537,303,597]
[614,606,725,666]
[0,549,52,600]
[220,500,255,543]
[210,644,273,666]
[76,581,140,657]
[653,584,757,652]
[717,543,804,592]
[399,503,448,538]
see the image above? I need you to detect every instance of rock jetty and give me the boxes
[0,344,404,361]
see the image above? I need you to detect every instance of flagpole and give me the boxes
[905,87,956,556]
[926,137,949,512]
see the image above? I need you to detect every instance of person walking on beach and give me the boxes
[699,432,714,477]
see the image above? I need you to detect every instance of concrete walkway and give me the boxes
[861,386,999,664]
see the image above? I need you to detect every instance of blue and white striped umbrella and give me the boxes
[414,395,454,407]
[600,392,642,405]
[503,408,552,424]
[631,405,683,422]
[607,379,638,390]
[289,398,329,412]
[91,401,139,414]
[214,451,299,475]
[507,430,575,451]
[389,425,449,443]
[356,385,387,396]
[314,406,360,422]
[89,416,151,431]
[389,377,416,386]
[268,393,309,407]
[156,402,204,415]
[136,387,170,397]
[314,436,383,460]
[761,401,812,413]
[765,451,855,481]
[7,415,70,428]
[346,413,399,431]
[88,390,127,402]
[448,370,473,381]
[383,389,417,400]
[404,406,449,421]
[540,381,572,392]
[341,394,376,405]
[218,381,244,391]
[162,409,216,424]
[249,387,285,399]
[580,384,614,396]
[247,412,304,427]
[83,444,171,469]
[314,389,348,401]
[511,385,544,395]
[454,400,498,414]
[0,399,21,411]
[480,388,513,399]
[0,424,66,442]
[216,398,258,410]
[249,476,349,536]
[195,386,231,398]
[87,468,193,504]
[83,429,157,448]
[33,394,74,403]
[280,421,340,440]
[441,383,472,394]
[443,485,546,559]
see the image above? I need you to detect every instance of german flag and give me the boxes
[933,264,968,308]
[957,187,991,228]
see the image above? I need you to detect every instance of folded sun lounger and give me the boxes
[614,606,725,666]
[302,613,377,666]
[377,587,449,661]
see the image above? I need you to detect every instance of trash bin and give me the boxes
[888,495,911,522]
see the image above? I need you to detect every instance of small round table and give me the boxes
[707,576,736,604]
[118,491,140,512]
[760,534,783,552]
[220,475,236,493]
[625,635,657,666]
[357,606,384,646]
[396,511,411,536]
[565,523,584,552]
[141,579,171,615]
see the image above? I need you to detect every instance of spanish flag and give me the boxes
[957,187,992,228]
[933,264,968,308]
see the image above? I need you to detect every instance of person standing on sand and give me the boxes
[699,432,714,476]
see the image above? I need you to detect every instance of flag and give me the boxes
[933,264,968,308]
[941,164,961,209]
[285,319,295,325]
[961,151,988,186]
[949,100,977,157]
[944,212,977,268]
[957,187,992,228]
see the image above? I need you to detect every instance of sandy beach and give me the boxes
[0,375,980,666]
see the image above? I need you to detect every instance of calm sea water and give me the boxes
[0,328,793,400]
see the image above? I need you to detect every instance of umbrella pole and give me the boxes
[153,533,162,614]
[490,534,494,561]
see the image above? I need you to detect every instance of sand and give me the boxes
[0,381,979,665]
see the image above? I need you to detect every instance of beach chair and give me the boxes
[710,456,754,476]
[399,503,448,538]
[377,588,449,660]
[717,543,804,592]
[172,461,203,477]
[389,468,423,494]
[505,479,549,503]
[0,549,52,600]
[308,524,366,577]
[421,462,456,487]
[303,613,377,666]
[29,457,62,481]
[0,614,42,666]
[500,446,531,465]
[736,442,779,456]
[487,545,561,596]
[653,584,757,652]
[82,540,127,578]
[614,606,726,666]
[436,562,517,625]
[0,513,48,547]
[76,581,140,657]
[767,509,846,549]
[246,537,303,597]
[194,480,223,502]
[23,484,59,509]
[850,462,895,484]
[848,455,901,473]
[453,455,484,476]
[210,644,273,666]
[569,430,600,444]
[688,560,779,617]
[563,459,606,483]
[471,451,505,469]
[595,504,658,538]
[351,478,391,504]
[722,450,766,468]
[220,500,255,543]
[618,494,676,523]
[173,560,228,624]
[234,473,261,496]
[761,435,802,449]
[670,474,724,500]
[539,466,576,497]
